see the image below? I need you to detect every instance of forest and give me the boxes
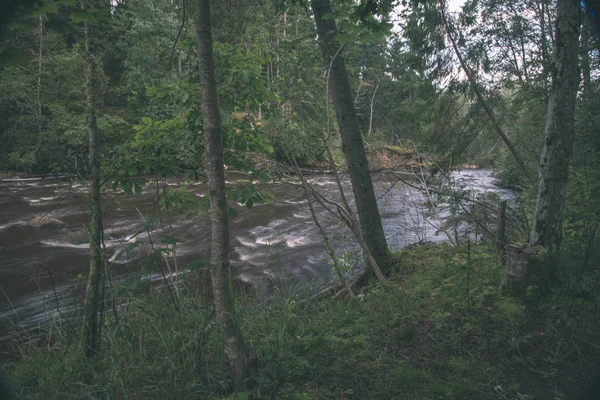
[0,0,599,398]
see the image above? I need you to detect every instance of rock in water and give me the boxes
[29,215,65,227]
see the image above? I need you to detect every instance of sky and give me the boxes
[391,0,467,35]
[448,0,467,13]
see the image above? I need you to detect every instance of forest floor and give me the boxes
[4,243,600,399]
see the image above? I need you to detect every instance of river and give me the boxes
[0,169,512,342]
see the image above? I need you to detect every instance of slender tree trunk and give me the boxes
[36,15,43,150]
[519,27,529,83]
[81,0,104,358]
[311,0,391,275]
[537,0,550,88]
[195,0,247,390]
[530,0,581,251]
[368,79,380,138]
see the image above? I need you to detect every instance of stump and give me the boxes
[506,244,538,286]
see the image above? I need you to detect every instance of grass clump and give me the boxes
[5,243,600,399]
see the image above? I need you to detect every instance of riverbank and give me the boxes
[246,143,429,177]
[0,143,482,183]
[4,242,599,399]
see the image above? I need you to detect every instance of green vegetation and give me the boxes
[2,0,600,398]
[6,243,600,399]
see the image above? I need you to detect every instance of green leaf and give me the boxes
[33,2,59,16]
[233,392,252,400]
[161,235,184,245]
[0,47,27,66]
[69,9,98,24]
[8,21,35,31]
[188,259,210,271]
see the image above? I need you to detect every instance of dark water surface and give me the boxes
[0,169,511,341]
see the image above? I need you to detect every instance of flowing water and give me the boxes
[0,169,512,341]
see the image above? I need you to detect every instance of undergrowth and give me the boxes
[4,243,600,399]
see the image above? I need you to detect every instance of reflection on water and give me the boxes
[0,170,513,341]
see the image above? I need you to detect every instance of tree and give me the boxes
[195,0,247,390]
[440,0,535,181]
[530,0,581,251]
[310,0,391,275]
[81,0,105,357]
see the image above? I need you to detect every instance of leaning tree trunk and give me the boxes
[530,0,581,252]
[195,0,247,390]
[311,0,391,275]
[81,0,104,358]
[440,1,534,182]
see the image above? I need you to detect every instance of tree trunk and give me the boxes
[310,0,391,275]
[195,0,247,390]
[368,79,380,138]
[81,0,104,358]
[36,15,43,150]
[537,0,550,88]
[530,0,581,251]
